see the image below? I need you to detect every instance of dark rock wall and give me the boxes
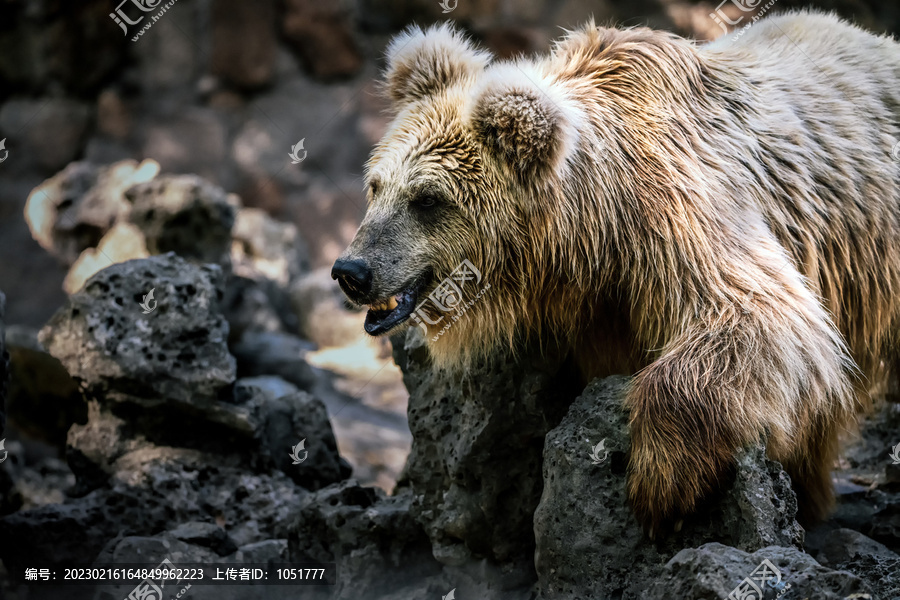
[0,291,7,436]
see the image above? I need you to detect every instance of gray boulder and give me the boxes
[234,376,352,489]
[647,543,873,599]
[0,437,75,515]
[39,253,236,405]
[125,175,239,267]
[391,327,580,578]
[838,553,900,598]
[288,480,441,600]
[1,252,350,576]
[167,521,239,556]
[224,207,311,339]
[534,376,804,599]
[23,160,157,265]
[807,527,899,567]
[806,528,900,597]
[231,207,310,286]
[231,331,317,390]
[65,375,349,495]
[223,275,302,342]
[65,401,136,494]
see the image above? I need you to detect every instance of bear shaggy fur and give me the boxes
[334,12,900,531]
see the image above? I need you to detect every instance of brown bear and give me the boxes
[332,12,900,532]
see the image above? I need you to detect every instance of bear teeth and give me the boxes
[371,297,399,312]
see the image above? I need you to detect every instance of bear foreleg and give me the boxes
[624,306,855,534]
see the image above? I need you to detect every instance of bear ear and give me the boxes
[465,63,584,181]
[384,23,492,105]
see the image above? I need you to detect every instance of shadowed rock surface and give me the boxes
[391,328,581,582]
[231,331,317,389]
[88,527,296,600]
[806,527,900,597]
[125,175,239,267]
[234,376,353,489]
[288,480,440,600]
[3,325,82,450]
[0,449,306,575]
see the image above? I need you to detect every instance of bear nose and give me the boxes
[331,258,373,300]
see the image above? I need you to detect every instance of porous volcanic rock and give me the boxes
[39,253,236,405]
[392,328,581,582]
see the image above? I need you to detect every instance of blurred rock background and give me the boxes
[0,0,898,328]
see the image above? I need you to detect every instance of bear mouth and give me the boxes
[363,274,430,336]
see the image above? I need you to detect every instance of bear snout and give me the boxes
[332,257,374,302]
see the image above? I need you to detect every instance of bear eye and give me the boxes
[412,193,439,209]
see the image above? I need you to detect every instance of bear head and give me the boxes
[333,23,588,367]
